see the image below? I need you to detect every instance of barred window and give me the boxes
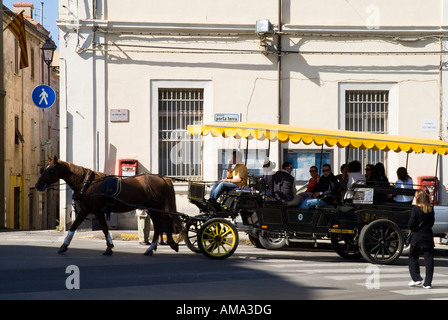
[345,90,388,167]
[158,88,203,179]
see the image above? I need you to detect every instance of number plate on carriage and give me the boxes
[328,228,355,234]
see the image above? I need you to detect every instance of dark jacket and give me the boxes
[272,170,294,201]
[408,205,435,248]
[312,173,340,205]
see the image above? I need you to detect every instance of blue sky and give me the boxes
[3,0,59,48]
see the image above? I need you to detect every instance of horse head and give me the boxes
[35,156,63,191]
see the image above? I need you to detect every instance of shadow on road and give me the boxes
[0,242,316,300]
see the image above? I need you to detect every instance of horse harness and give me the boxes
[72,169,94,201]
[71,170,162,215]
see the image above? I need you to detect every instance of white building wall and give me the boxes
[58,0,448,229]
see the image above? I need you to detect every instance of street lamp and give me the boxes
[41,37,56,67]
[41,37,56,84]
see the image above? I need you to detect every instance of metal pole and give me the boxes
[243,137,248,166]
[0,0,6,227]
[319,144,323,175]
[435,154,439,206]
[277,0,282,165]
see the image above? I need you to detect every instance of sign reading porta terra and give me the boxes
[214,113,240,122]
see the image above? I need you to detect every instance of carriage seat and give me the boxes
[226,186,251,197]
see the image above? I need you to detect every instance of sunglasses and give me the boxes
[322,169,330,172]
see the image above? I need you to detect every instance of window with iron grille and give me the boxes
[158,88,203,179]
[345,90,388,168]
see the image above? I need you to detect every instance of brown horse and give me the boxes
[35,156,183,256]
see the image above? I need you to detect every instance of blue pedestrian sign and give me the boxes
[32,85,56,109]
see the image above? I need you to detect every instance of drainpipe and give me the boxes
[277,0,282,125]
[440,1,448,204]
[0,0,5,227]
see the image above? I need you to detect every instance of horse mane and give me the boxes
[65,161,87,177]
[58,160,106,192]
[63,161,104,177]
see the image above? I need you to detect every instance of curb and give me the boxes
[76,230,252,245]
[77,232,139,241]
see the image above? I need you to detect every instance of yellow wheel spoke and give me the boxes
[211,223,220,236]
[205,241,217,252]
[221,228,232,237]
[202,231,214,238]
[218,244,228,254]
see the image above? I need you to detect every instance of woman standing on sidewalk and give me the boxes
[408,189,435,289]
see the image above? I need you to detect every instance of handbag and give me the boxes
[404,232,412,246]
[405,214,426,246]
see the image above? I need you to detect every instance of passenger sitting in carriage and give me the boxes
[272,161,302,206]
[299,164,340,209]
[207,150,248,205]
[393,167,414,204]
[261,160,276,195]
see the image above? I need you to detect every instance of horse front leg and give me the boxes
[59,210,87,254]
[97,213,114,256]
[145,213,160,256]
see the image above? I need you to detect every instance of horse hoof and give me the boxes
[103,249,113,256]
[171,244,179,252]
[144,250,153,256]
[58,244,68,254]
[168,241,179,252]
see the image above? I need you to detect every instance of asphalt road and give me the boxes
[1,230,448,304]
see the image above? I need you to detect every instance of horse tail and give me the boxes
[162,177,183,235]
[162,176,177,213]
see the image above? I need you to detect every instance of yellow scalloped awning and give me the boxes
[187,122,448,155]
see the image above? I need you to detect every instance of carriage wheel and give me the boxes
[248,233,262,248]
[184,219,203,253]
[198,218,239,259]
[330,233,362,259]
[359,219,404,264]
[258,234,287,250]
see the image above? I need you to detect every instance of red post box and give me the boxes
[119,159,138,177]
[417,176,439,205]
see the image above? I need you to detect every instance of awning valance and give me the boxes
[187,122,448,155]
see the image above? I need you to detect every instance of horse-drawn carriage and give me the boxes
[184,122,448,264]
[36,122,448,264]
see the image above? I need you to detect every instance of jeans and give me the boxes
[299,197,327,209]
[209,181,238,200]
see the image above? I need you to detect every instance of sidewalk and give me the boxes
[0,228,251,245]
